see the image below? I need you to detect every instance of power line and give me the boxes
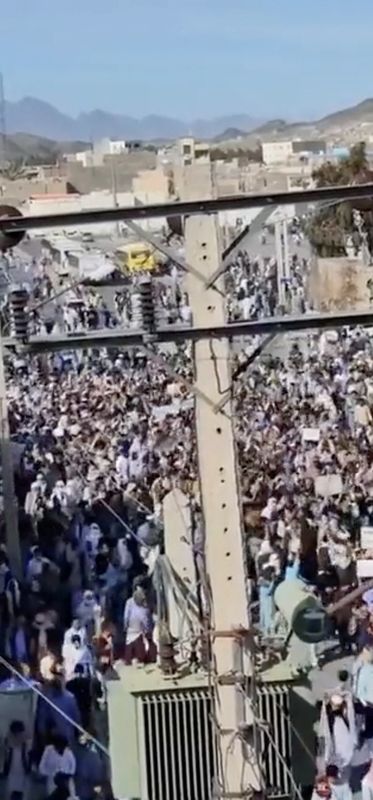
[0,654,110,757]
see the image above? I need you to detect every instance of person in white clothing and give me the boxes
[115,451,129,482]
[117,537,133,571]
[62,634,93,682]
[84,523,102,561]
[26,546,45,586]
[76,590,101,639]
[39,735,76,796]
[63,619,87,650]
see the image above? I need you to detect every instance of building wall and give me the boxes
[132,168,170,199]
[22,187,166,235]
[108,140,128,155]
[65,151,157,194]
[292,139,327,155]
[163,137,211,169]
[262,141,293,165]
[22,190,133,235]
[74,151,93,167]
[308,256,371,311]
[1,177,70,205]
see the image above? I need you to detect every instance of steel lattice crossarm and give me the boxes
[5,308,373,354]
[0,182,373,233]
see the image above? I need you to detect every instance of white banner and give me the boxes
[302,427,320,443]
[357,559,373,579]
[361,527,373,550]
[315,474,343,497]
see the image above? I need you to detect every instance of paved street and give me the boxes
[224,207,311,268]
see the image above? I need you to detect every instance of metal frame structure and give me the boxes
[1,182,373,233]
[8,308,373,355]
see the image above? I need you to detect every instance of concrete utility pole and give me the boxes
[183,164,260,798]
[163,487,196,638]
[282,218,290,281]
[109,158,121,237]
[0,331,21,578]
[275,217,285,309]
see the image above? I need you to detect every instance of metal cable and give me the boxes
[272,697,315,764]
[254,717,304,800]
[0,654,110,758]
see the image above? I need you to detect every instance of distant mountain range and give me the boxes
[4,96,373,161]
[3,132,89,162]
[4,97,264,142]
[210,99,373,148]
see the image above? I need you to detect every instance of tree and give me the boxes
[306,142,373,257]
[0,159,37,181]
[210,146,262,164]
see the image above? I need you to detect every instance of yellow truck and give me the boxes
[115,241,157,273]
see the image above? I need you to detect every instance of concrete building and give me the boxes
[65,138,142,169]
[65,151,157,194]
[1,177,71,207]
[262,141,294,165]
[159,137,211,170]
[262,139,327,166]
[132,168,171,202]
[292,140,327,156]
[93,138,128,160]
[20,188,167,236]
[73,151,93,168]
[308,256,371,312]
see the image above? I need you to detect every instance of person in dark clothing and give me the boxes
[3,719,32,800]
[66,663,92,731]
[46,771,71,800]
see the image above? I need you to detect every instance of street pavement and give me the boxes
[224,213,311,268]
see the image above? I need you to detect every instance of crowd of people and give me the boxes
[0,319,196,798]
[2,227,373,798]
[226,218,308,321]
[235,323,373,797]
[1,247,193,339]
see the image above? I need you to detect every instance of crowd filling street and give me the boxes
[1,225,373,799]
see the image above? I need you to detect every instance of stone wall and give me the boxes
[308,256,373,311]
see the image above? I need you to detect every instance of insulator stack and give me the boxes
[200,622,212,670]
[130,277,165,333]
[9,288,29,342]
[138,277,156,332]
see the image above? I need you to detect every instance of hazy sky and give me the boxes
[2,0,373,119]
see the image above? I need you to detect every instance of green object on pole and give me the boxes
[274,579,327,644]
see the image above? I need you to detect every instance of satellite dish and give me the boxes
[0,206,24,251]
